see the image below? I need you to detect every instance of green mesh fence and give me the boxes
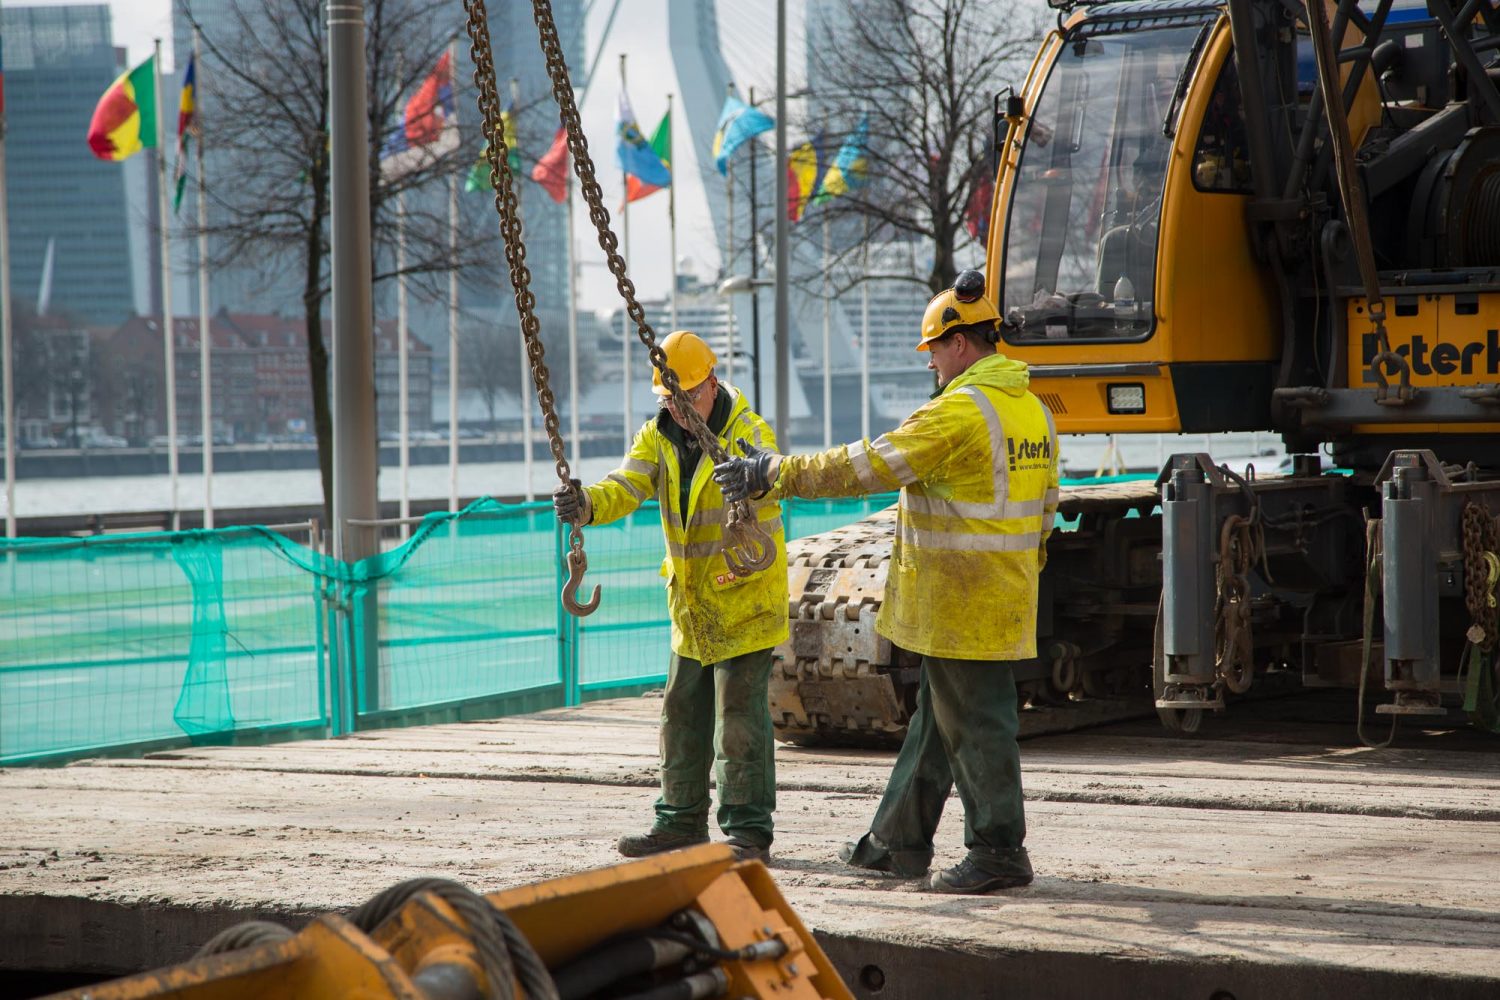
[0,483,1137,765]
[344,501,568,726]
[0,527,328,765]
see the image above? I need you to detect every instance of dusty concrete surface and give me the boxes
[2,695,1499,997]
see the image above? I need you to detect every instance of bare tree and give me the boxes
[803,0,1043,294]
[459,317,596,433]
[185,0,500,524]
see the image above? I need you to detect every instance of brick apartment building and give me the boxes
[89,312,433,444]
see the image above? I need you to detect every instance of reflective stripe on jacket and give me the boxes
[584,384,789,664]
[772,353,1059,660]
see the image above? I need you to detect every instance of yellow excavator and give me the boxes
[772,0,1500,742]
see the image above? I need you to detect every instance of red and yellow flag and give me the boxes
[87,55,158,161]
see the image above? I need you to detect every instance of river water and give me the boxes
[4,432,1287,520]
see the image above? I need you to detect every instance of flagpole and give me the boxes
[667,93,678,332]
[153,41,180,528]
[0,104,15,538]
[619,54,632,456]
[861,215,871,442]
[193,29,214,529]
[747,86,760,412]
[821,214,832,449]
[512,78,534,501]
[397,191,410,530]
[447,42,460,514]
[773,0,790,446]
[567,175,580,469]
[724,152,735,386]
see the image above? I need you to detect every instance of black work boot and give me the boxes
[927,849,1033,894]
[616,829,709,858]
[838,834,930,878]
[725,837,771,864]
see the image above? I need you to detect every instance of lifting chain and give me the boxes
[460,0,774,618]
[1214,513,1256,695]
[523,0,771,578]
[462,0,598,616]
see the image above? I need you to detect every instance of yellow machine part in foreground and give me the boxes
[42,845,853,1000]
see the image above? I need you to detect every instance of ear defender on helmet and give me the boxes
[954,269,986,303]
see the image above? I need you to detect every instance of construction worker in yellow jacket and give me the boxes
[714,270,1059,894]
[553,331,787,863]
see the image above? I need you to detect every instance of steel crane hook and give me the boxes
[561,525,601,617]
[722,502,775,576]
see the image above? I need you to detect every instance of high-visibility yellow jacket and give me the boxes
[772,353,1059,661]
[584,385,789,664]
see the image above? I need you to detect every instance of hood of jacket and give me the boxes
[941,352,1031,398]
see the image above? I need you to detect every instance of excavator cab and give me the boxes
[994,5,1281,434]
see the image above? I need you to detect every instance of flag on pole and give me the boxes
[172,56,199,213]
[531,126,570,203]
[813,116,869,205]
[381,51,458,179]
[466,101,521,192]
[87,54,158,161]
[965,171,995,243]
[617,91,671,194]
[625,109,671,203]
[787,133,825,222]
[712,91,774,175]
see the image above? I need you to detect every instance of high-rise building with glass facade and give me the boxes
[2,4,138,325]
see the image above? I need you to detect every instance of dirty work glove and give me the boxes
[713,438,782,503]
[552,478,591,525]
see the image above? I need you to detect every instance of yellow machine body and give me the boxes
[41,846,853,1000]
[1345,293,1500,436]
[991,10,1382,435]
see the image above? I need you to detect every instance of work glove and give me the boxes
[553,478,591,525]
[713,438,782,503]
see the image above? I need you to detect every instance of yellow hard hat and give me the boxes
[917,270,1000,351]
[652,330,718,396]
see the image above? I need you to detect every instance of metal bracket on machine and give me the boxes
[1375,451,1455,715]
[1156,454,1230,716]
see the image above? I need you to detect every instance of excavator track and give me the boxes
[772,479,1163,747]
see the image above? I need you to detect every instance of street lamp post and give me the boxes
[716,274,772,411]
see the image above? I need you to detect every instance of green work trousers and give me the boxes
[848,656,1025,873]
[652,647,776,848]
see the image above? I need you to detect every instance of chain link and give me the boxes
[1462,502,1500,650]
[523,0,773,576]
[462,0,598,615]
[1214,514,1256,694]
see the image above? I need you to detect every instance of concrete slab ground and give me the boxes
[2,693,1499,999]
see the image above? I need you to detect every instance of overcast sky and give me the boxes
[69,0,764,310]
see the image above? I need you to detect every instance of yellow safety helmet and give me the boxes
[917,269,1001,351]
[652,330,718,396]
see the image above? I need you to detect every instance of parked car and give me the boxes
[80,428,129,448]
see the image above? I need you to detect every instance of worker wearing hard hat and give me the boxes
[553,331,787,864]
[713,270,1059,894]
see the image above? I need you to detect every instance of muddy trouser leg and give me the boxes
[925,656,1028,876]
[653,653,714,837]
[712,647,776,848]
[845,665,949,873]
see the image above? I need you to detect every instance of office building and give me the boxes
[2,5,138,325]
